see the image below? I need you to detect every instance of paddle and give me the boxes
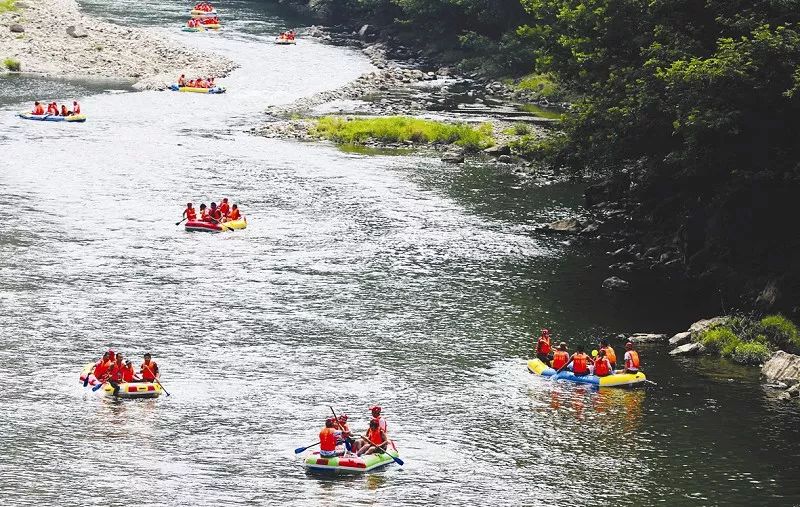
[92,378,107,392]
[176,217,187,226]
[144,365,170,396]
[355,433,404,466]
[294,442,320,454]
[83,364,96,387]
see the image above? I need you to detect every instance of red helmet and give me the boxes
[625,342,634,349]
[338,413,348,421]
[541,329,550,335]
[369,405,381,413]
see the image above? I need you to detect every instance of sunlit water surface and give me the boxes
[1,2,799,506]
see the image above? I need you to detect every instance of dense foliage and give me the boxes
[698,314,799,364]
[517,0,800,304]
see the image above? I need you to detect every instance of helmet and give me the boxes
[338,413,348,421]
[325,416,335,424]
[369,405,381,412]
[541,329,550,335]
[625,342,634,349]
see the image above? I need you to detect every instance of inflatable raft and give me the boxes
[304,448,400,472]
[169,84,226,94]
[79,363,163,399]
[18,112,87,122]
[527,358,647,387]
[182,26,216,32]
[185,218,246,232]
[274,38,296,45]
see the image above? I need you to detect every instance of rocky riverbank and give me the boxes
[0,0,234,89]
[257,31,561,171]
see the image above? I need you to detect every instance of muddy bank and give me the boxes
[0,0,235,89]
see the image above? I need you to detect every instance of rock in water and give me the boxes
[10,24,25,33]
[602,276,630,291]
[688,317,730,339]
[628,333,668,343]
[670,342,706,356]
[669,331,692,346]
[484,144,511,156]
[545,218,582,233]
[441,151,465,164]
[762,351,800,387]
[66,25,88,38]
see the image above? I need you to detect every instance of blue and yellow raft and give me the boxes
[527,358,647,387]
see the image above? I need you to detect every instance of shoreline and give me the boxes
[0,0,236,90]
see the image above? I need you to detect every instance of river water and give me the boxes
[1,2,799,506]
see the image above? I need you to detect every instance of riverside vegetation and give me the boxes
[271,0,800,315]
[695,315,800,365]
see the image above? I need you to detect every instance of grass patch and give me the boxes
[312,116,494,151]
[517,73,558,96]
[0,0,17,13]
[700,326,741,356]
[3,57,21,72]
[730,341,771,365]
[760,314,800,351]
[520,103,563,120]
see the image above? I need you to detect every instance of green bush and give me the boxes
[3,58,21,71]
[312,116,494,151]
[699,326,742,355]
[516,73,559,99]
[0,0,16,13]
[730,341,771,365]
[760,314,800,350]
[512,123,531,135]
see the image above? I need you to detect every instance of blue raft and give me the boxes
[18,112,87,122]
[527,358,647,387]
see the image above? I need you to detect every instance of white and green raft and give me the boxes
[303,448,400,472]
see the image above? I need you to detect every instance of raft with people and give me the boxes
[275,30,296,44]
[80,350,166,399]
[527,358,647,387]
[20,100,84,122]
[19,112,86,122]
[190,8,218,17]
[180,199,245,232]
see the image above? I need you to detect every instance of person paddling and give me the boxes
[593,349,613,377]
[121,359,139,382]
[319,417,343,457]
[178,74,187,87]
[108,352,125,396]
[369,405,387,433]
[218,197,230,217]
[356,418,388,456]
[623,342,640,374]
[183,202,197,221]
[599,338,617,367]
[92,351,113,383]
[334,413,353,448]
[32,101,45,115]
[551,342,569,370]
[536,328,552,365]
[72,101,81,114]
[141,352,159,381]
[199,203,209,221]
[227,204,241,221]
[558,344,590,376]
[208,202,222,223]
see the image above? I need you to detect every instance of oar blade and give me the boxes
[92,382,105,392]
[294,446,307,454]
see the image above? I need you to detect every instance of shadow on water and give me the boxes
[0,74,133,108]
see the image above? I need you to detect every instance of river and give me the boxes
[1,1,799,505]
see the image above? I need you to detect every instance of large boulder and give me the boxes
[602,276,630,291]
[66,25,88,38]
[762,350,800,387]
[358,24,377,40]
[484,144,511,156]
[628,333,668,343]
[545,218,582,234]
[441,150,464,164]
[669,331,692,346]
[688,316,730,339]
[670,342,706,356]
[10,24,25,33]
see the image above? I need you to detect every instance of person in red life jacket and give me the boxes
[140,352,159,381]
[178,74,187,86]
[92,351,113,382]
[369,405,387,433]
[319,417,343,457]
[107,352,126,396]
[218,198,230,217]
[598,338,617,367]
[60,104,71,116]
[357,418,389,456]
[536,328,552,365]
[208,202,222,223]
[551,342,569,371]
[559,344,590,376]
[72,101,80,114]
[593,349,613,377]
[183,202,197,221]
[335,414,352,443]
[624,342,640,373]
[47,102,58,115]
[32,101,45,115]
[227,204,241,221]
[198,203,210,221]
[121,360,139,382]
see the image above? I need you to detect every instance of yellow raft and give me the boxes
[80,362,164,399]
[527,358,647,387]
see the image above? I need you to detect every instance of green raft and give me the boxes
[303,448,400,472]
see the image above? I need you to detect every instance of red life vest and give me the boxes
[141,361,158,380]
[34,104,45,115]
[94,359,111,379]
[594,357,611,376]
[552,350,569,370]
[200,210,210,221]
[626,350,640,370]
[121,366,135,382]
[73,103,80,114]
[602,346,617,365]
[367,427,384,446]
[319,427,338,452]
[536,335,551,355]
[186,207,196,220]
[572,353,589,374]
[109,362,125,382]
[219,202,230,215]
[210,208,222,220]
[228,208,241,220]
